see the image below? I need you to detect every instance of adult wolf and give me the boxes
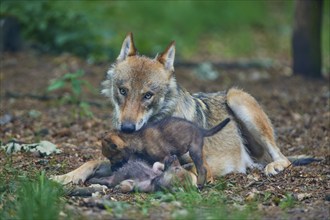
[52,33,290,185]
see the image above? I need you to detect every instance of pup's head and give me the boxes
[161,155,197,191]
[102,33,178,133]
[101,132,127,164]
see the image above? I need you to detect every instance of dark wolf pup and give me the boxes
[88,155,197,193]
[52,33,291,185]
[101,117,231,187]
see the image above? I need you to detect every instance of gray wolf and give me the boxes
[52,33,291,185]
[101,117,230,187]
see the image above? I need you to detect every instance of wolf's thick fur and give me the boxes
[52,33,290,185]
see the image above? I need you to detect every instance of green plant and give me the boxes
[279,193,295,210]
[127,182,252,220]
[263,191,272,202]
[0,159,19,220]
[47,69,95,118]
[17,171,65,220]
[0,0,105,60]
[0,158,66,220]
[104,200,131,218]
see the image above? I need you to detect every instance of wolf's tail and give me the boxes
[202,118,231,137]
[288,155,323,166]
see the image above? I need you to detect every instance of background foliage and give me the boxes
[1,0,329,67]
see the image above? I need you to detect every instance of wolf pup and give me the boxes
[52,33,290,185]
[88,155,197,193]
[101,117,230,187]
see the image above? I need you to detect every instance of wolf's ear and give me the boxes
[157,41,175,71]
[117,32,137,62]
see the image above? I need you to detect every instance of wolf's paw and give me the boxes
[206,174,214,184]
[50,174,84,185]
[264,159,291,175]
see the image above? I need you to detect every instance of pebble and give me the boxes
[325,194,330,202]
[0,114,13,125]
[296,193,312,201]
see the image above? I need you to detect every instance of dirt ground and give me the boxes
[1,51,329,219]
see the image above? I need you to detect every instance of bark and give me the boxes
[292,0,323,77]
[0,17,22,52]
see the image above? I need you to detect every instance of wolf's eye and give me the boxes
[144,92,153,100]
[119,88,127,96]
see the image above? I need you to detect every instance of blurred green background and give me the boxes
[1,0,329,67]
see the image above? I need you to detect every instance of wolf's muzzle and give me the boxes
[121,122,136,133]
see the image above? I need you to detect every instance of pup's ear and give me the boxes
[117,32,137,62]
[157,41,175,71]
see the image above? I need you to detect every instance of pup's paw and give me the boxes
[152,162,165,173]
[117,179,135,193]
[264,159,291,175]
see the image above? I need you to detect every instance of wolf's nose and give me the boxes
[121,122,136,133]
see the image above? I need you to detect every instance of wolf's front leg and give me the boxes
[51,160,111,184]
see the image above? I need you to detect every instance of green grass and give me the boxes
[2,153,299,219]
[0,156,66,220]
[119,179,259,220]
[97,180,256,219]
[0,152,259,219]
[279,194,296,210]
[17,172,65,220]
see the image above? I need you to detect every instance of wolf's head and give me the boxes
[102,33,178,133]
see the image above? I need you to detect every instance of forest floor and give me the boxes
[1,51,329,219]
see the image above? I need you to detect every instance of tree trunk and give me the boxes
[292,0,323,77]
[0,17,22,53]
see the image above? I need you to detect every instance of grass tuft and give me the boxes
[0,161,66,220]
[17,171,65,220]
